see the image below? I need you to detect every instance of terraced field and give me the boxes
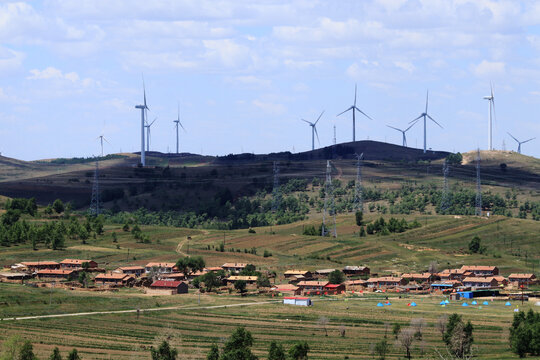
[1,291,533,359]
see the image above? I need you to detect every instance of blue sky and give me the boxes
[1,0,540,160]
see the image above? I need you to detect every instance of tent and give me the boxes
[505,302,512,306]
[483,301,489,305]
[462,302,469,307]
[471,300,477,305]
[439,301,446,305]
[410,302,417,307]
[445,300,450,304]
[385,302,392,306]
[377,302,384,307]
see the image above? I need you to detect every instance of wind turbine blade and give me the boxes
[427,114,443,128]
[386,125,402,132]
[404,122,416,132]
[149,117,158,126]
[354,107,373,120]
[507,132,519,143]
[314,125,320,145]
[315,110,325,125]
[103,137,111,145]
[354,83,357,107]
[521,137,536,144]
[425,90,429,113]
[337,106,353,117]
[409,115,423,124]
[301,119,312,125]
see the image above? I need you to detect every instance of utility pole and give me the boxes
[440,159,450,212]
[355,153,364,212]
[272,161,281,212]
[90,161,100,216]
[475,149,482,216]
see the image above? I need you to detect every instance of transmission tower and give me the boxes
[271,161,281,212]
[90,162,100,216]
[333,125,337,146]
[475,149,482,216]
[354,153,364,212]
[440,159,450,212]
[322,160,337,238]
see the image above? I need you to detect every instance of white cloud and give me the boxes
[225,75,271,87]
[252,99,286,114]
[471,60,506,77]
[394,61,415,73]
[27,67,97,89]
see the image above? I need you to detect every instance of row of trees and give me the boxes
[0,336,81,360]
[510,309,540,357]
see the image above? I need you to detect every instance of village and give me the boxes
[1,257,537,302]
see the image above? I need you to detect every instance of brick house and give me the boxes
[117,266,145,277]
[324,283,346,295]
[401,273,438,283]
[460,265,499,277]
[94,273,135,287]
[144,262,177,274]
[148,280,188,295]
[284,270,313,279]
[342,266,370,276]
[36,269,78,280]
[462,277,499,288]
[221,263,247,272]
[366,277,406,289]
[21,261,60,271]
[60,259,98,269]
[296,281,329,295]
[508,274,537,286]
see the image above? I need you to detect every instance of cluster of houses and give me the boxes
[1,260,537,297]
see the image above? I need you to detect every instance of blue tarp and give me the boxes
[483,301,489,305]
[505,302,512,306]
[440,301,446,305]
[471,300,477,305]
[462,302,469,307]
[445,300,450,304]
[377,303,384,307]
[385,302,392,306]
[410,302,417,307]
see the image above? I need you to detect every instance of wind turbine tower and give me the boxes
[96,135,109,157]
[173,103,185,154]
[145,117,157,152]
[135,80,149,166]
[507,132,535,154]
[301,111,324,151]
[409,91,442,153]
[337,84,372,142]
[386,123,415,147]
[355,153,364,212]
[475,149,482,216]
[483,85,495,151]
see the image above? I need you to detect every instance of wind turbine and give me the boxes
[337,84,372,142]
[409,91,442,153]
[301,110,324,151]
[135,77,149,166]
[507,132,535,154]
[386,123,416,147]
[145,117,157,152]
[96,135,110,157]
[173,103,186,154]
[483,84,495,151]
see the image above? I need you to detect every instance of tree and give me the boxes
[374,338,389,360]
[0,335,23,360]
[221,327,257,360]
[268,341,286,360]
[437,315,448,341]
[355,211,363,226]
[122,223,130,232]
[443,313,474,358]
[112,232,118,243]
[150,341,178,360]
[67,349,81,360]
[468,236,482,253]
[234,280,247,295]
[176,256,205,277]
[444,314,463,345]
[397,328,414,360]
[207,344,219,360]
[509,309,540,358]
[392,323,401,339]
[78,271,89,287]
[52,199,65,214]
[50,347,63,360]
[256,275,271,288]
[317,316,329,336]
[328,270,345,285]
[18,341,37,360]
[288,341,309,360]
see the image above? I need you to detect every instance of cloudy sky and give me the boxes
[1,0,540,160]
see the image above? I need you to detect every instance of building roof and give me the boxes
[325,284,344,288]
[343,266,369,271]
[509,273,536,279]
[161,272,185,279]
[345,280,366,285]
[150,280,185,288]
[21,261,59,266]
[272,284,299,291]
[460,265,498,271]
[462,277,497,283]
[401,273,433,279]
[60,259,95,265]
[145,262,176,268]
[315,269,336,274]
[297,281,329,287]
[222,263,247,268]
[284,270,310,275]
[283,297,310,300]
[205,267,223,272]
[118,266,145,271]
[368,277,403,283]
[227,276,258,281]
[95,273,131,280]
[37,269,75,275]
